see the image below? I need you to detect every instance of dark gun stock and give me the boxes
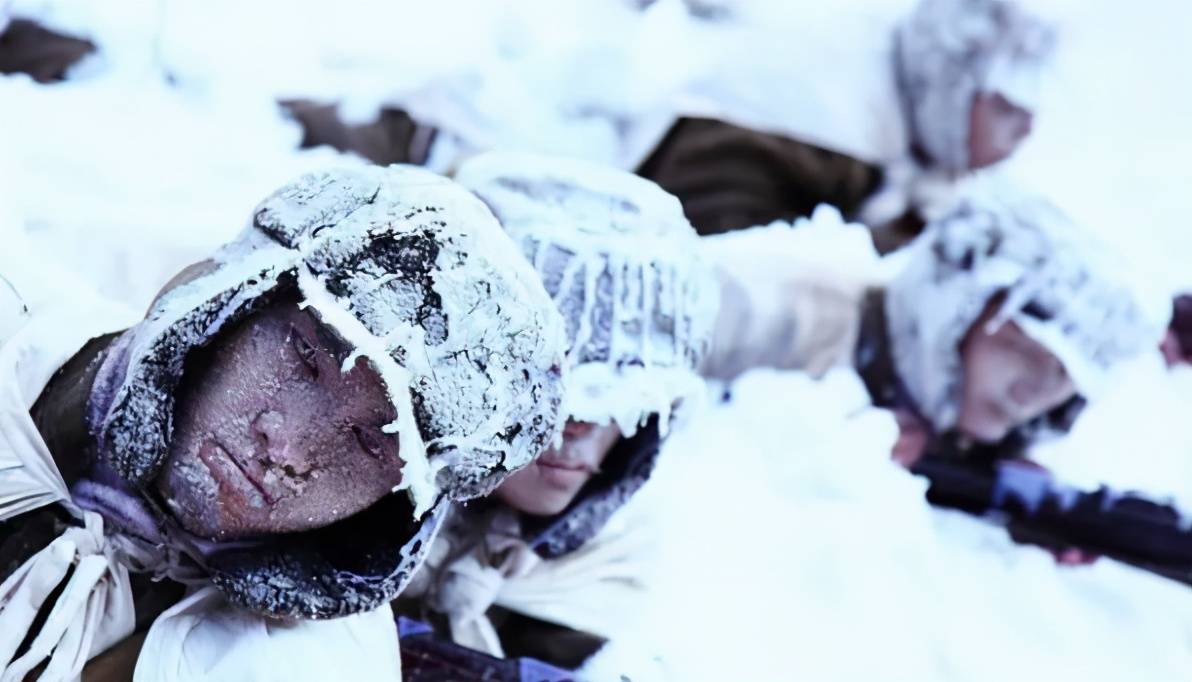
[397,617,577,682]
[912,455,1192,587]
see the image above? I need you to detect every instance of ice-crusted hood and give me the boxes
[456,152,718,438]
[896,0,1056,171]
[80,165,568,618]
[886,186,1158,433]
[456,152,717,557]
[89,165,567,517]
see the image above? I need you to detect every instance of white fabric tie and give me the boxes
[0,513,135,682]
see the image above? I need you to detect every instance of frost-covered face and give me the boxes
[156,295,405,540]
[957,305,1075,443]
[494,420,621,517]
[968,91,1034,170]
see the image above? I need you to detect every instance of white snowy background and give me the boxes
[2,1,1192,680]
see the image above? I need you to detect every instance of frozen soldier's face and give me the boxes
[968,91,1034,170]
[956,310,1075,443]
[156,295,406,540]
[494,419,622,516]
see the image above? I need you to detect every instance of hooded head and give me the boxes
[886,185,1157,444]
[896,0,1056,172]
[456,152,718,557]
[83,165,567,617]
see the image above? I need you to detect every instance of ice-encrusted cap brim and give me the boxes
[565,362,705,438]
[89,246,296,485]
[456,152,719,436]
[210,496,447,619]
[253,166,568,511]
[90,165,567,518]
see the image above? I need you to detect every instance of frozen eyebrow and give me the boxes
[308,316,354,361]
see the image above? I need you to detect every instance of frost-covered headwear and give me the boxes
[456,152,718,557]
[896,0,1056,171]
[85,165,567,617]
[886,188,1156,433]
[456,152,718,437]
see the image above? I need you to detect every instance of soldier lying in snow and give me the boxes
[394,153,718,679]
[702,186,1159,466]
[0,165,568,680]
[636,0,1056,251]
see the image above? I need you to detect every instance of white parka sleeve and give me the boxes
[699,207,884,382]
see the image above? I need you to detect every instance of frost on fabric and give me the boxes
[885,187,1158,432]
[253,166,569,514]
[704,203,886,303]
[91,246,292,485]
[527,236,712,437]
[264,168,567,515]
[92,165,567,520]
[456,152,719,437]
[896,0,1056,171]
[210,496,448,619]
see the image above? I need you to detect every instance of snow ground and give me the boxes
[2,1,1192,680]
[633,370,1192,681]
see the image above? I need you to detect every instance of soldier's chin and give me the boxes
[515,491,578,517]
[968,137,1017,171]
[496,468,585,517]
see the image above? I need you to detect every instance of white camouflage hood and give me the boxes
[886,187,1157,433]
[896,0,1056,171]
[88,165,567,519]
[455,152,718,438]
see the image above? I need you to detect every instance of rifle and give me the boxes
[911,454,1192,587]
[397,617,576,682]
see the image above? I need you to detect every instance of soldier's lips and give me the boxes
[534,456,597,488]
[537,455,598,473]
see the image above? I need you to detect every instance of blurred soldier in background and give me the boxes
[0,1,95,82]
[636,0,1056,252]
[701,186,1158,465]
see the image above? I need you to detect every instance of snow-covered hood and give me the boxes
[89,165,566,516]
[897,0,1056,171]
[886,186,1158,433]
[456,152,718,438]
[456,152,717,557]
[81,165,568,617]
